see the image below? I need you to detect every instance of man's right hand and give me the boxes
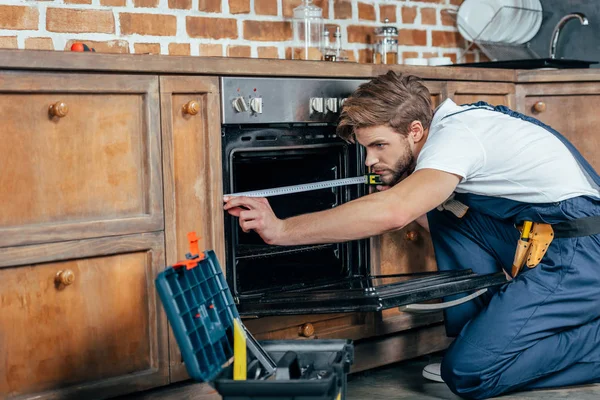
[223,196,286,245]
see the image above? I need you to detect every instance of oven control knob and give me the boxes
[310,97,324,114]
[232,96,248,113]
[325,98,338,113]
[340,98,348,107]
[249,97,263,114]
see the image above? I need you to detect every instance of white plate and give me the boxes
[488,0,523,43]
[518,0,542,44]
[457,0,498,42]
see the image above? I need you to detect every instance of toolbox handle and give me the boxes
[398,288,488,313]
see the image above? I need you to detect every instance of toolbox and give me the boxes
[155,233,353,400]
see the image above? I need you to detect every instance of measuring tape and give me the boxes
[226,174,382,198]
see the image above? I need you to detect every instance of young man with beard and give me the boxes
[223,71,600,399]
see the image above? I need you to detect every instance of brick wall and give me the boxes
[0,0,484,63]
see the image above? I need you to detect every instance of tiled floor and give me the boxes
[347,352,600,400]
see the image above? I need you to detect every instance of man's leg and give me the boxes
[427,208,518,336]
[441,234,600,399]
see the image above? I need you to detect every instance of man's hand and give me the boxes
[223,196,285,245]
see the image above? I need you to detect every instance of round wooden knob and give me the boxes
[532,101,546,113]
[405,231,419,242]
[55,270,75,286]
[49,101,68,118]
[183,100,200,115]
[298,323,315,337]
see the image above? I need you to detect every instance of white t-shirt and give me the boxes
[415,99,600,203]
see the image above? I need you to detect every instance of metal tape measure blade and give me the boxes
[226,176,368,198]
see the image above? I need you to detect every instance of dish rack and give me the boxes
[448,5,548,62]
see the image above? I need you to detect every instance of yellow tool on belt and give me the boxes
[512,221,555,277]
[233,318,247,380]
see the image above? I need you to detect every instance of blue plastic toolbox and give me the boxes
[155,233,354,400]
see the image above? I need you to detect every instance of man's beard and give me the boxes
[381,140,415,186]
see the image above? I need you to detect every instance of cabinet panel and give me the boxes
[160,76,225,382]
[0,233,168,399]
[447,81,515,107]
[516,83,600,172]
[0,72,163,248]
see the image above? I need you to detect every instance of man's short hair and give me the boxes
[337,71,433,142]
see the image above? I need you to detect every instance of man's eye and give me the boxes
[376,143,385,148]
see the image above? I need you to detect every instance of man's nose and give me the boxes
[365,154,378,168]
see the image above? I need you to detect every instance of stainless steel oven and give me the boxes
[220,77,505,317]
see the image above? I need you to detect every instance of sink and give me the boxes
[453,58,598,69]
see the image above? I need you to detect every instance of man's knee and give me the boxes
[440,338,502,400]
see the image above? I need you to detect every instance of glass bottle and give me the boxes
[373,19,399,64]
[292,0,324,61]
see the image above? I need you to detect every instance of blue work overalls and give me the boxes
[426,102,600,399]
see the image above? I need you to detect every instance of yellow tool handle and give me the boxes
[521,221,533,240]
[233,319,247,380]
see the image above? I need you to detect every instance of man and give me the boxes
[223,71,600,399]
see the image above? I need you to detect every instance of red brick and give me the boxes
[134,43,161,54]
[169,43,190,55]
[134,0,159,7]
[399,29,426,46]
[198,0,221,12]
[64,39,129,53]
[379,5,396,23]
[0,36,18,49]
[25,37,54,50]
[358,2,375,21]
[187,17,237,39]
[450,0,463,5]
[334,0,352,19]
[441,9,455,26]
[255,0,277,15]
[120,13,176,36]
[422,52,437,59]
[401,6,417,24]
[479,52,490,62]
[230,0,250,14]
[443,52,458,64]
[200,43,222,56]
[284,0,328,18]
[421,8,436,25]
[345,50,357,63]
[416,0,444,3]
[0,6,39,30]
[402,51,419,61]
[169,0,192,9]
[227,45,251,58]
[358,48,373,64]
[285,46,322,60]
[101,0,126,5]
[347,25,373,44]
[432,30,464,48]
[244,21,292,42]
[257,46,279,59]
[65,0,92,4]
[464,52,476,63]
[47,8,114,33]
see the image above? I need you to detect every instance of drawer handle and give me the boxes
[55,269,75,287]
[532,101,546,113]
[183,100,200,116]
[298,323,315,337]
[49,101,69,118]
[405,231,419,242]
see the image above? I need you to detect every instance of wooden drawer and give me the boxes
[0,233,168,399]
[0,72,162,248]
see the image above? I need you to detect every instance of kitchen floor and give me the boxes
[114,352,600,400]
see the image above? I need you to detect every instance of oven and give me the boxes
[220,77,505,317]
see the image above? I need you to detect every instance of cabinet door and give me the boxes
[0,72,163,248]
[369,81,447,333]
[516,83,600,171]
[0,233,168,399]
[447,81,515,107]
[159,76,225,382]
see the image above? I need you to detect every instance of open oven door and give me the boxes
[236,270,508,316]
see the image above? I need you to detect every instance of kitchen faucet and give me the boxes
[550,12,589,59]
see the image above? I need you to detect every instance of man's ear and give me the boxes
[408,120,425,143]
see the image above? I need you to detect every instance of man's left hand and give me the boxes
[223,196,285,245]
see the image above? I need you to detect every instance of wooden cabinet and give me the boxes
[447,81,515,107]
[159,76,225,382]
[516,83,600,171]
[0,233,169,399]
[0,72,163,248]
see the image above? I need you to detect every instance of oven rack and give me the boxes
[235,243,337,260]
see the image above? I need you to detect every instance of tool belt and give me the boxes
[512,215,600,277]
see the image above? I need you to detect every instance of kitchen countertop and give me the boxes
[0,49,599,83]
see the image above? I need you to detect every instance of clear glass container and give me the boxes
[292,0,324,61]
[373,19,399,64]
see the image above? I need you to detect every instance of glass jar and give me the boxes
[373,19,399,64]
[292,0,324,60]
